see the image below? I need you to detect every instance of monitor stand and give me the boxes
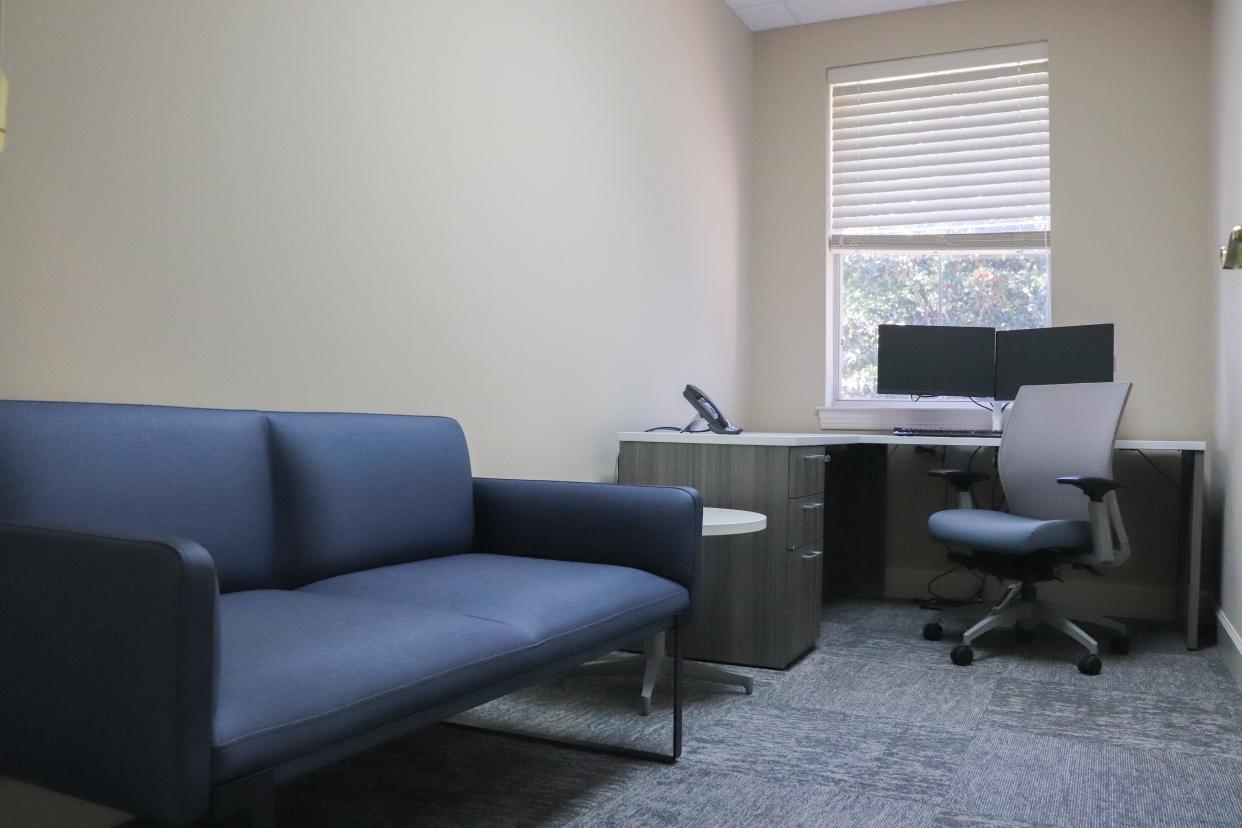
[989,401,1007,432]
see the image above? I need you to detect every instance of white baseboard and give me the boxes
[1217,608,1242,686]
[883,565,1175,622]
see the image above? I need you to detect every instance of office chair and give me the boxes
[921,382,1132,675]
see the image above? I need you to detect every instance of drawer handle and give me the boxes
[802,454,830,464]
[801,550,823,561]
[802,502,825,512]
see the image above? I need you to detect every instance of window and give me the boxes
[828,44,1050,403]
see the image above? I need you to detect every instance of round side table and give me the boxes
[580,506,767,714]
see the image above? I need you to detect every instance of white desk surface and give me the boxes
[702,507,767,536]
[854,434,1206,452]
[618,430,1206,452]
[620,431,843,447]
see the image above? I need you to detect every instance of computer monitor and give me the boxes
[993,324,1114,401]
[876,324,997,398]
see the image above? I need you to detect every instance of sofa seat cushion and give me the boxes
[213,590,533,781]
[300,553,689,665]
[214,557,686,780]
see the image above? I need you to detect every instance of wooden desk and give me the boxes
[618,434,830,668]
[619,431,1208,650]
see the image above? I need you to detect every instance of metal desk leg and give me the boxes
[1177,449,1205,650]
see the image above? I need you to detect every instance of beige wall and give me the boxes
[1212,0,1242,655]
[744,0,1212,615]
[746,0,1213,440]
[0,2,751,822]
[0,0,752,484]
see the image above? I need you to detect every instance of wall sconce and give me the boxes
[1224,226,1242,269]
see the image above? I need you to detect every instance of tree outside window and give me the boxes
[838,251,1049,400]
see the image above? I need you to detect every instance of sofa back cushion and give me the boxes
[0,400,278,591]
[267,412,474,586]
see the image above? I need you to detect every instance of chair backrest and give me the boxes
[999,382,1131,521]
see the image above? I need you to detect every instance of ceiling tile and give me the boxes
[784,0,913,24]
[729,0,967,31]
[732,1,801,31]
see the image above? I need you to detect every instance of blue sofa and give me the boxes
[0,401,700,827]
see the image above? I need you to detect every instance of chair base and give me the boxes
[934,582,1126,658]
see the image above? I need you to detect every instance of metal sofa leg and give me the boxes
[445,616,685,763]
[672,614,682,760]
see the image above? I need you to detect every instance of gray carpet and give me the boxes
[277,599,1242,827]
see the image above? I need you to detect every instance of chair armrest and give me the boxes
[0,522,218,827]
[471,478,701,592]
[928,468,990,492]
[1056,475,1124,502]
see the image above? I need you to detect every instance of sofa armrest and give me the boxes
[471,478,701,592]
[0,522,218,827]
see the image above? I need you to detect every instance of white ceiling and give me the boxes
[725,0,966,31]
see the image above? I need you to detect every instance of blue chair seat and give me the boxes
[214,554,687,780]
[928,509,1092,555]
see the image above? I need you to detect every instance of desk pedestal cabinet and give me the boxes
[619,442,826,669]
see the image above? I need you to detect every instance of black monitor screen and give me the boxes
[994,324,1114,401]
[876,325,997,398]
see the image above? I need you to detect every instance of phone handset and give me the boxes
[682,385,742,435]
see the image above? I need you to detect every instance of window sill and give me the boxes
[816,403,993,431]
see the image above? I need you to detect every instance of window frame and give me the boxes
[821,248,1053,429]
[819,45,1052,430]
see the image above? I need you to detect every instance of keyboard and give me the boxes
[892,427,1003,438]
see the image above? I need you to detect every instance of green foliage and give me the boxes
[838,251,1049,399]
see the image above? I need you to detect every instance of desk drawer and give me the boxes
[788,448,827,498]
[789,542,824,650]
[787,493,825,549]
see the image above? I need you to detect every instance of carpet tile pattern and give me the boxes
[271,599,1242,827]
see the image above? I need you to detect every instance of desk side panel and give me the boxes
[618,442,803,667]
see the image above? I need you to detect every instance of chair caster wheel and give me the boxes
[950,644,974,666]
[1109,635,1130,655]
[1078,653,1102,675]
[923,622,943,641]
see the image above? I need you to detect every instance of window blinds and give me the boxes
[829,43,1049,251]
